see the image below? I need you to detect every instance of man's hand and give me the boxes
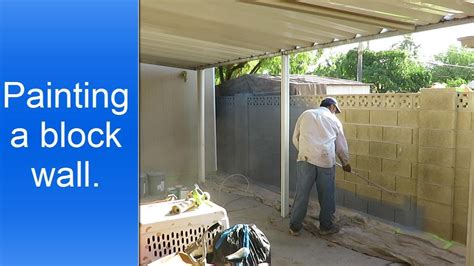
[342,163,352,173]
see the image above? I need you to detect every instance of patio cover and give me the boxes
[140,0,474,70]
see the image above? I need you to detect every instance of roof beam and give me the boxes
[196,16,474,69]
[141,8,315,51]
[141,44,250,61]
[141,55,200,70]
[297,0,443,24]
[242,0,416,31]
[141,29,263,56]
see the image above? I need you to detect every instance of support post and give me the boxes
[357,42,363,82]
[280,55,290,217]
[198,69,206,183]
[210,68,218,172]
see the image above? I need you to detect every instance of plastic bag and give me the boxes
[211,224,271,265]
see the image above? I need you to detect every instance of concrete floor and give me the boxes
[210,189,390,266]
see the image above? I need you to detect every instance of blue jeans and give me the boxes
[290,161,336,231]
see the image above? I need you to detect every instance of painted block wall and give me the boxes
[216,89,473,243]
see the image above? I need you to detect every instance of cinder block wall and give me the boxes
[453,92,472,243]
[335,89,472,243]
[216,89,473,243]
[416,89,458,241]
[334,94,420,232]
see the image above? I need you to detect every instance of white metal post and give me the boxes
[210,68,218,172]
[198,69,206,183]
[281,55,290,217]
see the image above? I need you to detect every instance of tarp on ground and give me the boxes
[206,175,466,266]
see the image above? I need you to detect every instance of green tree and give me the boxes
[391,34,420,58]
[430,45,474,85]
[314,49,431,92]
[215,50,321,85]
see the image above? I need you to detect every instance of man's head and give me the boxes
[320,97,341,114]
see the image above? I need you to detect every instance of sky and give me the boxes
[316,22,474,66]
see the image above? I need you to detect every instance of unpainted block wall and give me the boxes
[335,95,419,229]
[216,89,473,243]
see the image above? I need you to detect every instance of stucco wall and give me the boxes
[140,63,216,177]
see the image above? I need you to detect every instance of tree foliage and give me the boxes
[215,40,472,91]
[314,49,431,92]
[215,50,321,85]
[430,45,474,84]
[391,34,420,58]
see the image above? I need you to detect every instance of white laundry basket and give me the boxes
[140,199,229,265]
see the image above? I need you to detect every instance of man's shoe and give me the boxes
[319,224,340,236]
[289,228,300,236]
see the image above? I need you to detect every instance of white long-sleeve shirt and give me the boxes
[292,107,349,168]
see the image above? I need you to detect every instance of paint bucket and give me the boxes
[148,171,165,196]
[167,187,179,198]
[179,187,190,200]
[175,185,183,199]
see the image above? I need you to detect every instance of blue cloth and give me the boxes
[290,161,336,231]
[215,224,249,250]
